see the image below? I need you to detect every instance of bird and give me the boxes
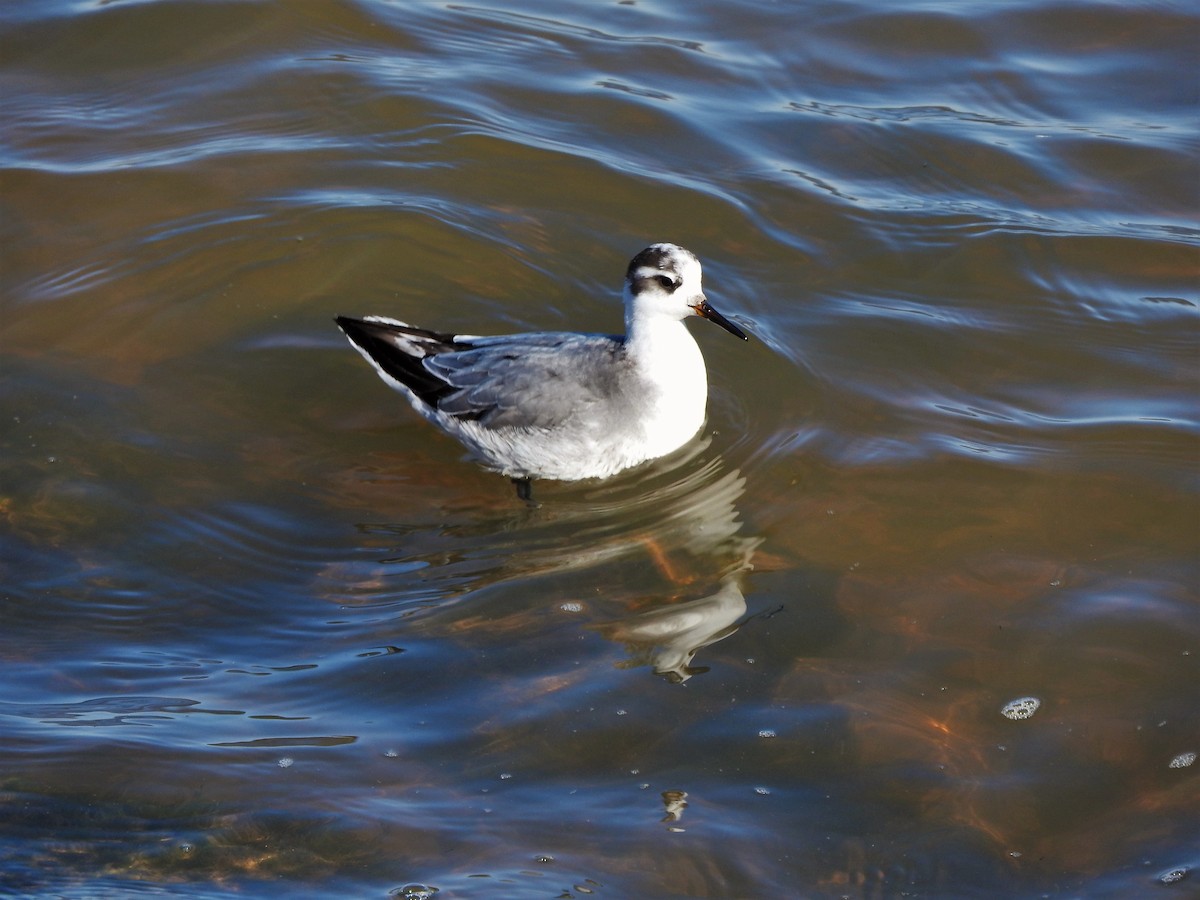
[335,242,748,502]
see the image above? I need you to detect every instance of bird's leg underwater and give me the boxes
[511,477,540,507]
[641,537,683,585]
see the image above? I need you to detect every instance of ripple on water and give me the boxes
[1,0,1197,896]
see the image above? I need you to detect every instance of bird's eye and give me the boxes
[655,274,678,291]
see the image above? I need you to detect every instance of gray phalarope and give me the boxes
[335,243,748,501]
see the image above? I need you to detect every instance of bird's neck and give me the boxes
[624,312,707,387]
[621,312,709,456]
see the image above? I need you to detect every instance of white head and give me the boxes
[623,243,747,340]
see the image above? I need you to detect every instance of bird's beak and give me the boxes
[692,297,748,340]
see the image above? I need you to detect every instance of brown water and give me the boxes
[1,1,1197,898]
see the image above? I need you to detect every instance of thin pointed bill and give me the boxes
[692,298,749,340]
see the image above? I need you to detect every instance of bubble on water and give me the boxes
[616,709,627,716]
[277,757,294,768]
[758,729,777,739]
[390,885,439,899]
[499,772,513,780]
[384,749,399,758]
[534,854,554,864]
[1158,866,1190,885]
[560,602,583,612]
[754,786,771,795]
[1168,751,1196,769]
[1000,697,1040,720]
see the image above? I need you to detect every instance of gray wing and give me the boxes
[425,333,628,430]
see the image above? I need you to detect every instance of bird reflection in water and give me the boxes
[592,463,760,683]
[597,573,748,683]
[337,445,762,684]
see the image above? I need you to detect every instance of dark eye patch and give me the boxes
[655,274,680,291]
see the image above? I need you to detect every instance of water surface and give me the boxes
[1,0,1197,897]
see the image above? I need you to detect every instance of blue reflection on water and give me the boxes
[1,0,1197,896]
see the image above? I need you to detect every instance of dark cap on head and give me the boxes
[626,244,690,280]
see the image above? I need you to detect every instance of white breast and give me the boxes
[623,318,709,460]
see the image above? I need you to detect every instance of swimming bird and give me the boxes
[335,243,747,502]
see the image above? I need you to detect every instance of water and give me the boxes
[2,0,1197,897]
